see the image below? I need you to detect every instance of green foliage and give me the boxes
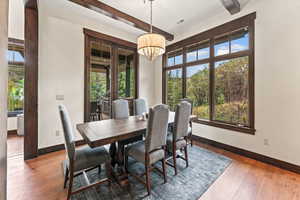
[8,65,24,112]
[167,56,249,125]
[167,69,182,111]
[90,71,107,101]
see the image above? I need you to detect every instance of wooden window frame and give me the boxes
[83,28,139,122]
[162,13,256,135]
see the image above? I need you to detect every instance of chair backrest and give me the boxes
[133,98,148,116]
[112,99,129,119]
[145,104,169,153]
[58,105,76,161]
[173,101,191,141]
[180,98,193,115]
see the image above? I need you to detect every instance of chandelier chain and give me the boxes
[150,0,153,33]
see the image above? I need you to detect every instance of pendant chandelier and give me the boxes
[137,0,166,61]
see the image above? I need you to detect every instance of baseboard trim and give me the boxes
[192,135,300,174]
[7,130,17,136]
[38,140,86,155]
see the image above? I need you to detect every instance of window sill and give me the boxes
[193,119,256,135]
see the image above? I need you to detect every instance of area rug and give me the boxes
[71,146,231,200]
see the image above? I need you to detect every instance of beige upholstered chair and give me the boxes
[125,104,169,196]
[133,98,148,116]
[167,101,191,175]
[58,105,112,200]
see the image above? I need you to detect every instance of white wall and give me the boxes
[8,0,24,40]
[7,117,17,131]
[154,0,300,165]
[38,3,155,148]
[0,0,8,198]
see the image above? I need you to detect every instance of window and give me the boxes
[167,49,183,67]
[214,57,249,126]
[163,13,256,134]
[186,64,209,119]
[166,68,182,111]
[7,43,25,117]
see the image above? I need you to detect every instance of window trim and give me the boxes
[162,12,256,135]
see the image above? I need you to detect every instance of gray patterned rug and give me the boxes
[71,146,231,200]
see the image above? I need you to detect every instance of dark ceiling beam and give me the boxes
[220,0,241,15]
[68,0,174,41]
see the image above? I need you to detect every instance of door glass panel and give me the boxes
[117,48,135,98]
[89,41,111,121]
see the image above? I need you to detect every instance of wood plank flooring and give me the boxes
[7,142,300,200]
[7,134,23,158]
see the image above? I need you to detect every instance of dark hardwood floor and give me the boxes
[7,141,300,200]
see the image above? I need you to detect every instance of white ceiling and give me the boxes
[43,0,252,41]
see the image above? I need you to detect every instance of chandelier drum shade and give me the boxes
[137,0,166,61]
[137,33,165,61]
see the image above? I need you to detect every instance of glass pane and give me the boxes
[198,47,210,60]
[117,48,135,98]
[214,56,249,125]
[7,50,24,62]
[8,64,24,112]
[187,50,197,62]
[167,57,174,66]
[166,68,182,111]
[90,41,111,120]
[215,35,229,56]
[231,29,249,53]
[186,64,209,119]
[174,55,183,65]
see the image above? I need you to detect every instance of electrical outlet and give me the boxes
[56,130,60,137]
[56,94,64,101]
[264,139,269,146]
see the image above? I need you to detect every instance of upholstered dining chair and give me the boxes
[111,99,143,166]
[180,98,193,146]
[166,101,191,175]
[133,98,148,116]
[112,99,130,119]
[58,105,112,200]
[125,104,169,196]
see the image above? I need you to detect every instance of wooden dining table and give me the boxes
[76,112,196,185]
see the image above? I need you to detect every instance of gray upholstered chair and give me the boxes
[111,99,143,166]
[180,98,193,146]
[125,104,169,196]
[58,105,111,200]
[133,98,148,116]
[112,99,129,119]
[166,101,191,175]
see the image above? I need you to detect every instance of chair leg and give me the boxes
[67,169,74,200]
[145,165,151,196]
[184,146,189,168]
[161,159,167,184]
[172,145,178,175]
[64,166,69,189]
[105,162,112,187]
[125,153,129,173]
